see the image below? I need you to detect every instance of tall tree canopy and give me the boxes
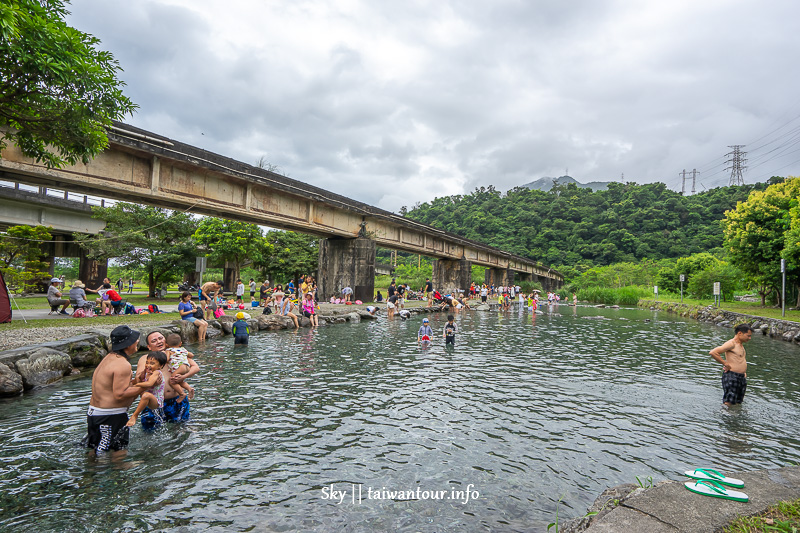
[722,177,800,306]
[75,203,198,297]
[0,0,136,167]
[193,219,266,283]
[256,230,317,286]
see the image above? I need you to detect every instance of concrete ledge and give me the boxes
[566,466,800,532]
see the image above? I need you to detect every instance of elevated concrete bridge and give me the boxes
[0,122,562,300]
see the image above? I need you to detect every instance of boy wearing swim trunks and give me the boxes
[709,324,753,406]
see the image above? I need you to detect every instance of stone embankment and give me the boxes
[639,299,800,346]
[0,305,442,398]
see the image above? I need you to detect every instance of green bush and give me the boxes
[577,285,653,305]
[687,262,741,300]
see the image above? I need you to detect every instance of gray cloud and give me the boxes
[66,0,800,209]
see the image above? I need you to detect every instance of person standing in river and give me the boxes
[83,326,142,453]
[709,324,753,406]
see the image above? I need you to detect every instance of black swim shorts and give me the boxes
[83,407,130,452]
[722,371,747,404]
[234,334,249,345]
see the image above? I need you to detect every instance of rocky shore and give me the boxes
[639,300,800,347]
[0,303,458,398]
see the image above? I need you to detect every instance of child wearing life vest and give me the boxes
[232,312,250,345]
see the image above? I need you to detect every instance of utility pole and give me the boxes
[691,169,697,194]
[725,145,747,186]
[680,169,687,195]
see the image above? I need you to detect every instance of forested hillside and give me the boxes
[404,181,773,268]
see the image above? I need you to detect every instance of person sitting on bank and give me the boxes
[273,290,299,328]
[97,283,124,315]
[69,280,95,316]
[178,291,208,341]
[47,278,70,315]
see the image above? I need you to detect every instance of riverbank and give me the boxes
[0,301,445,397]
[560,466,800,532]
[639,299,800,347]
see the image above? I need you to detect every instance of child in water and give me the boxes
[126,351,167,427]
[417,317,433,344]
[165,333,194,402]
[232,312,250,345]
[443,315,457,345]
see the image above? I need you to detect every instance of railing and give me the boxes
[0,179,115,207]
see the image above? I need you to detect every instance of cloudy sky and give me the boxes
[66,0,800,211]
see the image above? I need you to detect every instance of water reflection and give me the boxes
[0,305,799,531]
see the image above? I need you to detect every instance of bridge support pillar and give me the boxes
[223,261,237,296]
[78,249,107,288]
[318,237,375,303]
[485,267,513,287]
[432,258,472,296]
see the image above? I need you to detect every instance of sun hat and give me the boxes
[110,325,140,352]
[236,312,245,320]
[72,280,85,288]
[50,278,61,283]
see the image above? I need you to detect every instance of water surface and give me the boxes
[1,305,799,531]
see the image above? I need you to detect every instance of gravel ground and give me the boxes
[0,317,180,352]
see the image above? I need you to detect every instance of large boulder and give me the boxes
[246,318,260,332]
[14,348,73,389]
[257,314,294,330]
[0,362,23,397]
[299,316,311,328]
[205,326,223,340]
[783,330,796,342]
[178,321,200,343]
[68,340,107,367]
[346,312,361,323]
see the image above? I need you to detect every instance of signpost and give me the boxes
[781,259,786,318]
[196,256,207,286]
[713,282,720,306]
[680,274,685,304]
[654,285,658,301]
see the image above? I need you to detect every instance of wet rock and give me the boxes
[68,340,107,367]
[596,304,606,308]
[205,326,223,340]
[14,348,73,389]
[760,324,769,335]
[220,321,233,334]
[356,310,378,319]
[257,315,293,330]
[299,316,311,328]
[246,318,260,332]
[346,312,361,323]
[783,330,796,342]
[795,331,800,343]
[178,321,200,343]
[0,362,23,397]
[751,321,761,330]
[610,305,620,309]
[475,304,490,311]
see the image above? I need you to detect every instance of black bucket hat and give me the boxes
[110,325,140,352]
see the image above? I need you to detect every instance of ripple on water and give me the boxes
[1,306,799,531]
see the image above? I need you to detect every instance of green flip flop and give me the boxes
[684,468,744,489]
[684,480,748,502]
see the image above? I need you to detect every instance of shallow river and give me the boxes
[1,305,799,532]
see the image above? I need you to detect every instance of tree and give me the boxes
[0,224,51,293]
[0,0,136,168]
[257,230,317,286]
[75,203,198,297]
[193,219,266,284]
[722,178,800,306]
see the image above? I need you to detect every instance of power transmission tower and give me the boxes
[680,169,687,195]
[725,145,747,186]
[691,169,697,194]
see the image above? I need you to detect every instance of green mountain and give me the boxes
[523,175,612,192]
[405,181,769,268]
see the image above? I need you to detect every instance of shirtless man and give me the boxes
[83,325,142,453]
[137,331,201,430]
[709,324,753,406]
[199,280,223,320]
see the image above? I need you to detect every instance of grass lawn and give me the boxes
[723,498,800,532]
[9,291,185,310]
[644,296,800,323]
